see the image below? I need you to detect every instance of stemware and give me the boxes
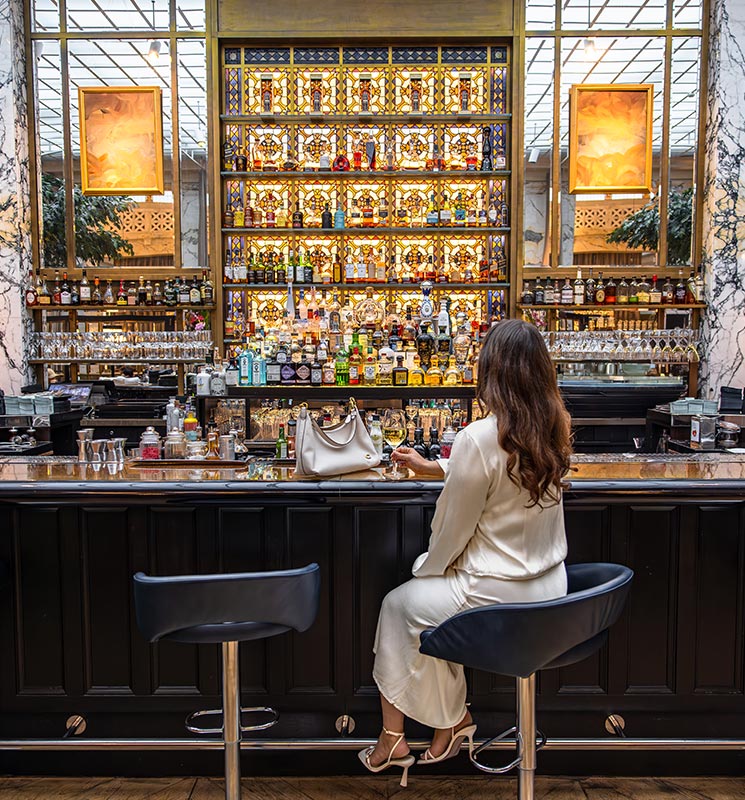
[381,408,407,479]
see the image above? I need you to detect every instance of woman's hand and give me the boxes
[391,446,445,478]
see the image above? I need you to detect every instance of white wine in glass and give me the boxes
[382,409,407,478]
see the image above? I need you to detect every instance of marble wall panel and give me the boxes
[0,0,32,395]
[701,0,745,395]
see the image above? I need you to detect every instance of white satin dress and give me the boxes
[372,415,568,729]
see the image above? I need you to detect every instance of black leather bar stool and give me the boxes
[419,563,633,800]
[133,564,321,800]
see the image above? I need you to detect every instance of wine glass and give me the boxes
[382,408,407,479]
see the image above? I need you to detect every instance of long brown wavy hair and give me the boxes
[477,319,572,506]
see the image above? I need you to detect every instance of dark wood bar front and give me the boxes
[1,456,744,775]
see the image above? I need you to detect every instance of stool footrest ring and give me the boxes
[469,728,547,775]
[185,706,279,736]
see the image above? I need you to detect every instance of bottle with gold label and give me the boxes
[408,354,426,386]
[425,358,443,386]
[376,353,393,385]
[443,355,462,386]
[393,355,409,386]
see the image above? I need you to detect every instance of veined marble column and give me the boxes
[701,0,745,395]
[0,0,32,394]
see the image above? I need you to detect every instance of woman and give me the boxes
[359,319,572,786]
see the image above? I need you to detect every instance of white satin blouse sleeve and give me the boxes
[412,430,491,577]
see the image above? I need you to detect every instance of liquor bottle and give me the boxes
[70,280,80,306]
[694,271,704,302]
[426,194,439,227]
[636,276,651,304]
[233,201,245,228]
[25,269,38,307]
[276,425,288,459]
[409,354,425,386]
[393,355,408,386]
[348,346,362,385]
[178,278,191,305]
[361,195,374,228]
[51,270,62,304]
[439,193,452,226]
[201,270,214,304]
[649,275,662,304]
[594,273,606,304]
[662,275,675,304]
[60,272,71,305]
[416,322,435,369]
[321,352,336,385]
[136,275,146,305]
[443,355,462,386]
[310,352,323,386]
[265,202,276,228]
[559,278,572,305]
[573,269,585,305]
[79,269,91,304]
[413,428,429,458]
[295,355,311,386]
[628,277,639,304]
[604,275,616,305]
[520,281,534,305]
[163,279,176,306]
[360,347,376,385]
[321,202,332,229]
[276,203,288,228]
[225,358,239,387]
[333,204,345,229]
[303,250,314,284]
[543,277,555,305]
[425,358,443,385]
[617,277,629,304]
[153,282,163,305]
[244,191,254,228]
[428,427,442,460]
[584,269,596,301]
[685,271,697,304]
[480,125,493,171]
[453,192,467,227]
[189,277,201,305]
[534,277,545,305]
[292,202,304,229]
[378,195,388,227]
[127,282,137,306]
[674,270,687,304]
[494,144,507,170]
[377,353,393,385]
[335,348,349,386]
[91,275,103,305]
[103,280,115,305]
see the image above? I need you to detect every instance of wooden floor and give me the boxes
[0,777,743,800]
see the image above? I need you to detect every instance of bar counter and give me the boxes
[1,454,744,775]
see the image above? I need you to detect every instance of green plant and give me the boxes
[606,187,693,265]
[41,173,135,268]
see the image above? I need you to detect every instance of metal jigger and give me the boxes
[113,438,127,464]
[105,440,118,463]
[89,440,106,471]
[77,428,94,463]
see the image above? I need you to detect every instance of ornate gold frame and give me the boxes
[568,83,654,195]
[78,86,165,196]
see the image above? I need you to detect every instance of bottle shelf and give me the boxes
[518,304,706,311]
[222,282,509,290]
[220,170,511,180]
[32,304,217,312]
[221,226,510,235]
[29,358,206,365]
[227,385,477,401]
[220,113,511,124]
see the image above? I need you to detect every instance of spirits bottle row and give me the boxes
[221,282,502,389]
[224,247,508,285]
[27,270,215,308]
[519,269,704,307]
[223,124,506,174]
[222,191,509,230]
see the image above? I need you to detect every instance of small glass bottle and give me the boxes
[393,355,409,386]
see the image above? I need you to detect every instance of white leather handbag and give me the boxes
[294,400,381,477]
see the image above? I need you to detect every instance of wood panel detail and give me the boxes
[218,0,515,38]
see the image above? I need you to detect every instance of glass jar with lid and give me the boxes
[139,426,162,460]
[163,429,187,459]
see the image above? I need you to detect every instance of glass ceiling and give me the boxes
[525,0,703,154]
[32,0,702,160]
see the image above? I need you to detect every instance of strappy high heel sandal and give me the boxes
[358,726,416,787]
[416,723,477,765]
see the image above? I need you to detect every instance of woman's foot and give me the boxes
[367,729,410,767]
[427,710,473,759]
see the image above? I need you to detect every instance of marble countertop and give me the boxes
[0,452,744,492]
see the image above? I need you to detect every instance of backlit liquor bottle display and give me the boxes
[221,43,512,372]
